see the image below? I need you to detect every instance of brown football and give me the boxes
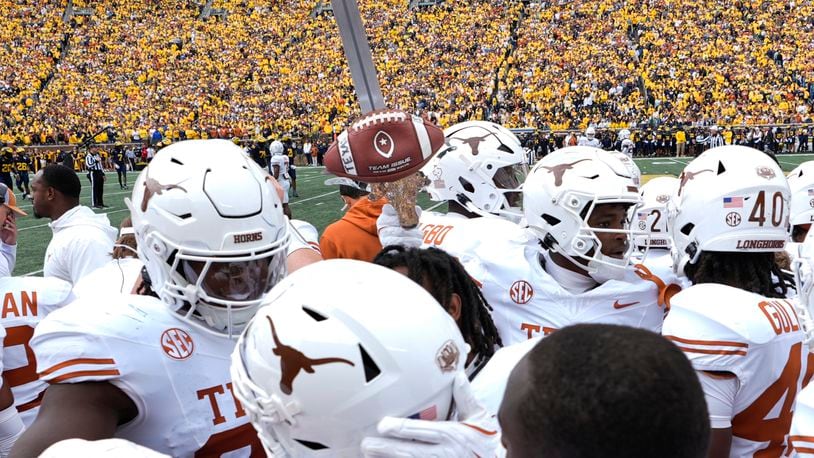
[325,109,445,182]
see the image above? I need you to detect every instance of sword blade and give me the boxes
[330,0,385,113]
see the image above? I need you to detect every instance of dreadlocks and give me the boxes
[684,251,792,298]
[373,245,502,362]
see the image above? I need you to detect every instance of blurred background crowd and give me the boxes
[1,0,813,152]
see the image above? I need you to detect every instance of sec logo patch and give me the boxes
[161,328,195,360]
[510,280,534,305]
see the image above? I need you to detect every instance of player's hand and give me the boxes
[0,214,17,245]
[360,372,500,458]
[377,204,423,248]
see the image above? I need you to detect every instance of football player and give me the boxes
[0,275,75,455]
[786,161,814,260]
[617,128,635,157]
[373,245,502,378]
[785,225,814,457]
[499,324,710,457]
[662,145,806,456]
[111,142,128,190]
[11,140,290,457]
[459,147,676,345]
[230,259,497,457]
[633,176,679,271]
[12,148,31,199]
[269,140,292,219]
[420,120,527,225]
[577,126,602,148]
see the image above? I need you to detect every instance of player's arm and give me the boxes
[9,382,137,458]
[272,163,280,179]
[698,371,736,458]
[0,375,24,456]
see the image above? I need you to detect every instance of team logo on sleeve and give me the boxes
[161,328,195,360]
[509,280,534,304]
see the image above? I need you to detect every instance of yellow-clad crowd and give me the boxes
[499,0,813,131]
[0,0,812,145]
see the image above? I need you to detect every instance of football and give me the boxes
[324,109,445,182]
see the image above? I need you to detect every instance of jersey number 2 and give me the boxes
[732,342,803,456]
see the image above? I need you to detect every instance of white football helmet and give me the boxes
[787,161,814,230]
[523,146,642,281]
[231,259,466,457]
[270,140,285,156]
[634,176,679,249]
[585,126,596,140]
[792,233,814,347]
[669,145,790,275]
[618,129,631,141]
[610,151,641,187]
[421,121,527,221]
[127,139,290,338]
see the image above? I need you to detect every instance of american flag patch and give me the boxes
[408,405,438,421]
[723,196,744,208]
[808,189,814,196]
[637,212,648,221]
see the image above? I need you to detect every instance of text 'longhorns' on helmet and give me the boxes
[669,145,790,276]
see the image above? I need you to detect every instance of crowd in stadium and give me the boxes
[1,0,813,148]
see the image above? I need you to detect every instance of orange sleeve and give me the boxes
[319,229,340,260]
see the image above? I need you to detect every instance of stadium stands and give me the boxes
[0,0,812,147]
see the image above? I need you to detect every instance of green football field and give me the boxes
[15,153,814,276]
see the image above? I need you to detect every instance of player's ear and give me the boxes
[447,293,462,322]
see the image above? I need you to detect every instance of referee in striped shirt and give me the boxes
[85,148,107,208]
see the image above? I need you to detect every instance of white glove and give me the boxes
[360,372,500,458]
[376,204,423,249]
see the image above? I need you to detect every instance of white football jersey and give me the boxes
[418,211,469,250]
[471,337,539,416]
[270,155,290,181]
[577,137,602,148]
[790,384,814,456]
[662,283,808,457]
[0,276,73,425]
[423,217,677,345]
[633,249,675,275]
[620,139,635,157]
[31,295,263,456]
[73,258,144,299]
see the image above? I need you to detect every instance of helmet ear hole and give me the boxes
[541,213,561,226]
[458,177,475,194]
[293,439,329,451]
[680,223,695,236]
[358,344,381,382]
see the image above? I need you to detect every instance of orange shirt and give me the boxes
[320,197,387,262]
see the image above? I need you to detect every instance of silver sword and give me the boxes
[330,0,385,113]
[330,0,424,227]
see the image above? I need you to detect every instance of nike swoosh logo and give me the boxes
[613,300,640,309]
